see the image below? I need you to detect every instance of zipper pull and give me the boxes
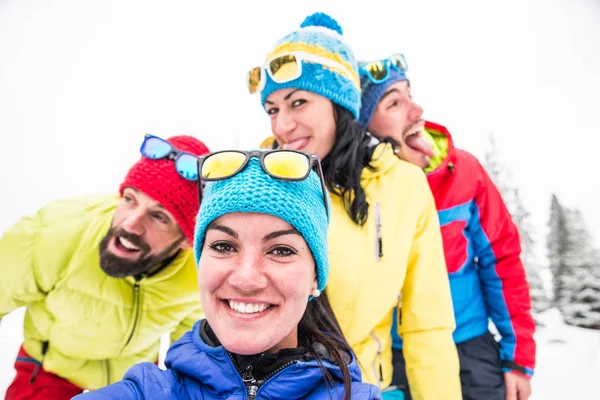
[241,364,254,383]
[247,384,258,400]
[375,202,383,260]
[242,365,259,399]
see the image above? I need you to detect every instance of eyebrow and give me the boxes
[284,89,301,100]
[380,88,400,102]
[125,187,166,210]
[207,223,238,238]
[264,89,302,105]
[264,229,301,241]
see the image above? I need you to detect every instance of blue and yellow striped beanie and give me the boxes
[193,155,330,293]
[260,12,361,119]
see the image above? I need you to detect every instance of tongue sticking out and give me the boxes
[405,132,435,158]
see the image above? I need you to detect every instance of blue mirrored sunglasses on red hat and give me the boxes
[140,134,198,181]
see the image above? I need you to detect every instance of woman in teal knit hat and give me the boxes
[251,12,462,400]
[74,149,381,400]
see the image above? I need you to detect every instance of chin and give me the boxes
[220,333,275,355]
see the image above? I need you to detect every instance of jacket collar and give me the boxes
[164,320,362,397]
[424,121,457,179]
[361,143,399,183]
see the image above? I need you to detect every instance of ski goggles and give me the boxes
[360,53,408,85]
[247,51,357,94]
[140,134,198,181]
[197,149,329,217]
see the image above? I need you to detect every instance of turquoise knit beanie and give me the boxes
[193,155,330,293]
[259,12,361,119]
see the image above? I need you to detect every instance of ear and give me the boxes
[311,276,318,292]
[311,278,321,298]
[181,238,193,249]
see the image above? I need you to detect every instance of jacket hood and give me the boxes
[361,143,401,183]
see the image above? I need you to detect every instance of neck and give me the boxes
[200,320,307,382]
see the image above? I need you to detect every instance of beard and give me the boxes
[99,226,184,278]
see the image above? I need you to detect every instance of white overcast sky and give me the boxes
[1,0,599,263]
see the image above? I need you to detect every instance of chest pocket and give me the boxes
[440,220,469,274]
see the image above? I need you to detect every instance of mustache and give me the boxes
[401,119,425,138]
[111,227,151,253]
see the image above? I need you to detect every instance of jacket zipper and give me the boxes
[29,341,49,384]
[103,279,141,385]
[243,365,259,400]
[122,280,142,351]
[227,351,296,399]
[228,354,261,399]
[375,201,383,261]
[369,331,384,388]
[105,359,111,385]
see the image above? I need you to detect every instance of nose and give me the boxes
[120,209,146,236]
[408,98,424,121]
[228,248,268,293]
[272,109,296,137]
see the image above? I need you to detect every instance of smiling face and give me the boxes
[264,88,337,160]
[99,187,189,278]
[367,81,433,169]
[197,212,318,355]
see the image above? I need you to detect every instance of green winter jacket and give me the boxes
[0,195,203,390]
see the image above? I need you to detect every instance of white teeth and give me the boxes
[228,300,269,314]
[119,237,140,250]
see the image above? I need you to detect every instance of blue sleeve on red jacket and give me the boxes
[466,156,536,377]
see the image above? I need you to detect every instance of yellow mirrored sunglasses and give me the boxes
[197,149,329,217]
[247,51,357,94]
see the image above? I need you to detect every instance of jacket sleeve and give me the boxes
[470,161,536,377]
[71,381,141,399]
[71,362,163,399]
[170,304,204,344]
[399,174,462,400]
[0,208,60,318]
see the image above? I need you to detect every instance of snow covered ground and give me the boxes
[1,307,597,398]
[529,308,599,399]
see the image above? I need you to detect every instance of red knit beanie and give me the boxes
[120,135,210,243]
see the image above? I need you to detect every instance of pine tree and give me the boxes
[562,262,600,329]
[559,208,600,329]
[483,134,511,202]
[484,134,549,317]
[547,194,569,308]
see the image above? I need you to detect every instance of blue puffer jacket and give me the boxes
[73,320,381,399]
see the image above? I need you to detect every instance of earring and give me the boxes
[393,147,400,155]
[312,289,321,298]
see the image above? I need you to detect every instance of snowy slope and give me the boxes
[530,308,599,399]
[1,307,598,398]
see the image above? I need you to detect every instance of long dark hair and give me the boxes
[298,290,353,400]
[270,103,377,226]
[322,104,377,226]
